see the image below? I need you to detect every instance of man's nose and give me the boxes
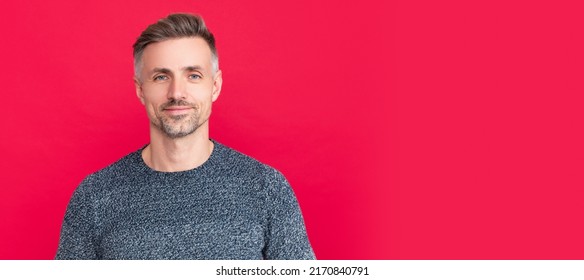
[168,78,187,99]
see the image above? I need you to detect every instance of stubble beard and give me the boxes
[152,100,203,139]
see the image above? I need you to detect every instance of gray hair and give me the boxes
[133,13,218,80]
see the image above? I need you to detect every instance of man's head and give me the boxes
[133,14,222,139]
[133,13,218,80]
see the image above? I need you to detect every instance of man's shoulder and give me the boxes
[80,147,144,189]
[212,141,284,179]
[212,141,292,198]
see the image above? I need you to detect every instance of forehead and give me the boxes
[141,37,212,70]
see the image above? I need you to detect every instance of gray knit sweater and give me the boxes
[55,140,315,260]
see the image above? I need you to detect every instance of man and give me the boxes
[55,13,315,260]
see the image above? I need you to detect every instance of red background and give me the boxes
[1,0,583,259]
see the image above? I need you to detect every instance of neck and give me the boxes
[142,124,214,172]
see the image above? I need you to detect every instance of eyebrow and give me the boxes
[182,65,204,72]
[151,67,172,75]
[151,65,204,74]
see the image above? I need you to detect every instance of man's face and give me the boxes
[135,37,222,139]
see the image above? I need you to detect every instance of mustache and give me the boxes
[160,99,196,110]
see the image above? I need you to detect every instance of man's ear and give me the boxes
[134,77,145,105]
[212,70,223,102]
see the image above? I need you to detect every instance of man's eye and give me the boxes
[153,75,168,81]
[189,74,202,80]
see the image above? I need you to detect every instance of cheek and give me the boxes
[141,95,163,117]
[147,103,158,114]
[142,85,169,101]
[142,89,164,105]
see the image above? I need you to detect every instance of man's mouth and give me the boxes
[163,106,193,115]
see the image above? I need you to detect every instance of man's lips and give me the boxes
[163,106,193,115]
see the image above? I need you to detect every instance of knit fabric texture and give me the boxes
[55,140,315,260]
